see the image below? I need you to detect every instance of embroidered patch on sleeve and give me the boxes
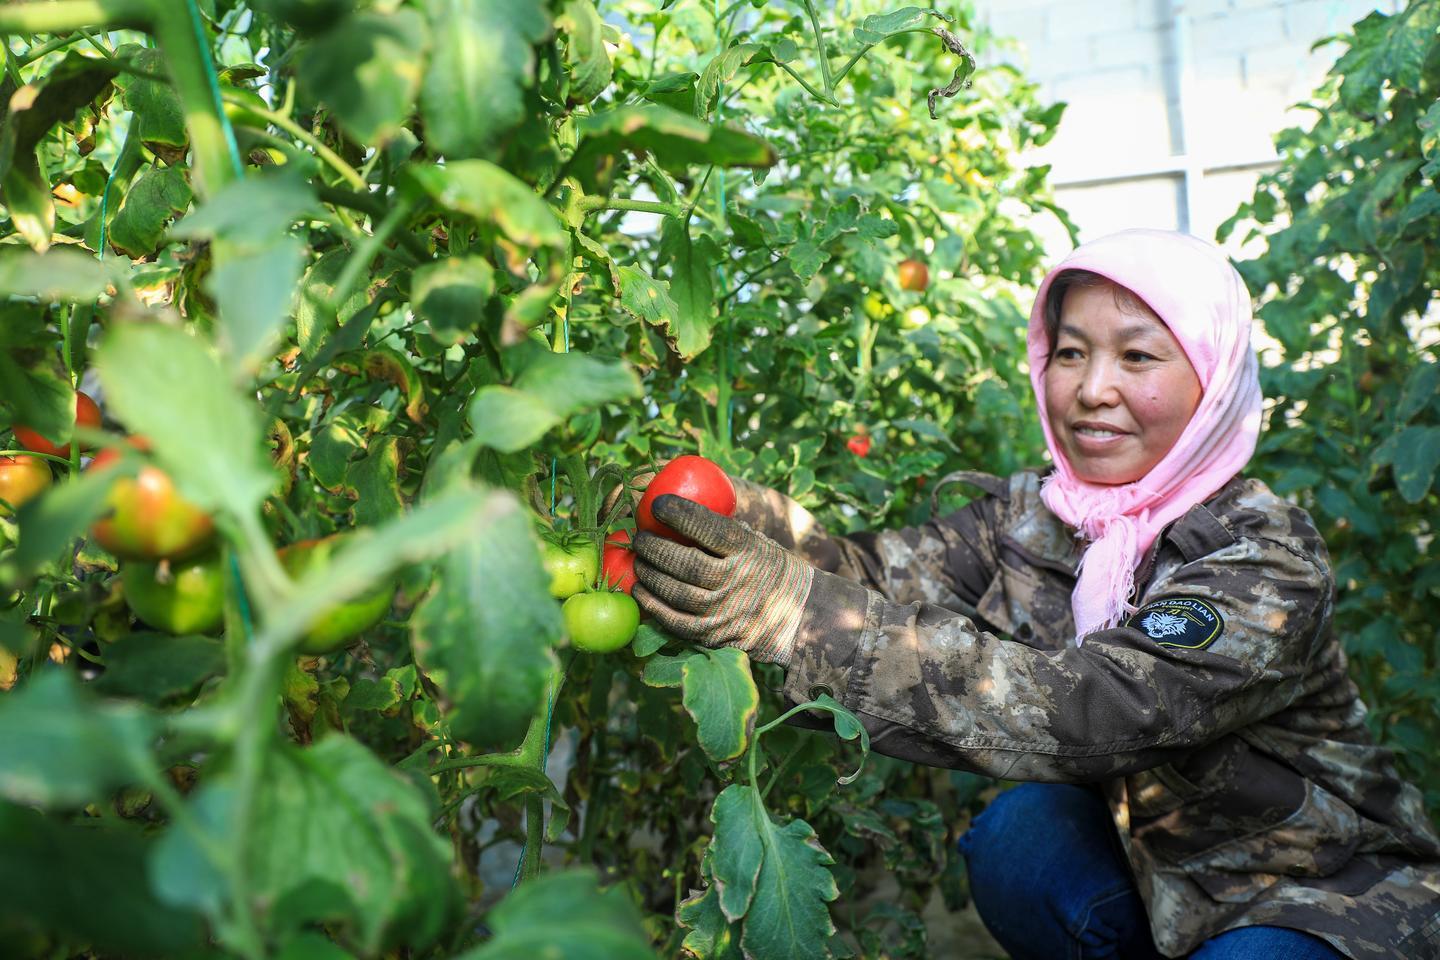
[1125,598,1224,650]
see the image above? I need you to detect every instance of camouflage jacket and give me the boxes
[734,470,1440,959]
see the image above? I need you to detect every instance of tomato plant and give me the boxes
[563,590,641,654]
[847,433,872,457]
[122,550,225,635]
[0,455,51,515]
[11,390,101,459]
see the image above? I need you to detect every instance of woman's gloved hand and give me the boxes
[632,494,815,666]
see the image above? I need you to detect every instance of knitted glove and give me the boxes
[632,494,815,666]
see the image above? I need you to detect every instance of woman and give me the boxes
[631,229,1440,959]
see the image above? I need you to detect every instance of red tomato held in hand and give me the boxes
[636,455,736,545]
[12,391,102,458]
[846,434,871,457]
[897,258,929,292]
[0,455,52,515]
[602,528,637,595]
[88,439,215,561]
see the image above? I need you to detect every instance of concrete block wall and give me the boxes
[970,0,1401,256]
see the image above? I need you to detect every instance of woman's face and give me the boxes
[1043,283,1203,485]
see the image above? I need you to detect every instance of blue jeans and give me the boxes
[957,782,1346,959]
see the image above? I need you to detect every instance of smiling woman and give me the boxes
[632,228,1440,960]
[1041,276,1202,485]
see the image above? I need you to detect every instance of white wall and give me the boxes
[971,0,1402,257]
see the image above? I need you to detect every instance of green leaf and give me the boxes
[1398,361,1439,422]
[211,235,310,370]
[308,413,369,492]
[573,105,777,182]
[0,802,206,956]
[695,43,763,119]
[641,653,687,687]
[787,241,829,282]
[412,255,496,346]
[170,170,319,248]
[1392,425,1440,503]
[0,671,155,808]
[557,0,612,105]
[419,0,550,158]
[96,323,274,517]
[92,633,226,704]
[681,647,759,763]
[708,784,838,959]
[618,264,708,358]
[116,46,188,156]
[1,155,54,251]
[295,248,369,360]
[677,883,742,960]
[407,160,566,249]
[853,6,950,44]
[470,344,641,452]
[298,9,430,144]
[0,246,117,301]
[0,351,71,450]
[455,869,655,960]
[660,220,719,358]
[410,485,561,750]
[107,165,193,257]
[631,624,671,657]
[709,785,763,919]
[156,737,458,953]
[345,435,405,526]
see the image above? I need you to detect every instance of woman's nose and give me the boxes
[1076,360,1121,407]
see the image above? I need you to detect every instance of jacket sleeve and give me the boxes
[732,476,999,613]
[782,532,1331,781]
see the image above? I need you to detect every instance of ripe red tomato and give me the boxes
[897,258,929,292]
[279,535,397,655]
[88,440,215,561]
[12,391,101,458]
[636,455,736,545]
[601,528,637,595]
[563,591,640,653]
[0,455,52,515]
[123,551,225,635]
[846,433,871,457]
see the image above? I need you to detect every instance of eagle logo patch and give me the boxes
[1126,598,1223,650]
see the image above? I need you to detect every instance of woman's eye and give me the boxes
[1124,350,1155,363]
[1054,346,1082,360]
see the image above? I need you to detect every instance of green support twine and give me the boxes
[184,0,246,180]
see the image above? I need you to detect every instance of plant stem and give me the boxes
[327,197,416,310]
[801,0,834,96]
[222,93,365,191]
[773,59,837,106]
[16,32,87,66]
[576,196,681,217]
[147,0,238,198]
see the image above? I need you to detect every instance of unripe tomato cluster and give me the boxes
[543,455,736,654]
[6,392,390,653]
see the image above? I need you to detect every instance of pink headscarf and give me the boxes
[1026,229,1264,644]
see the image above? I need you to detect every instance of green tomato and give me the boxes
[543,539,600,599]
[123,551,225,635]
[563,591,640,654]
[279,535,397,655]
